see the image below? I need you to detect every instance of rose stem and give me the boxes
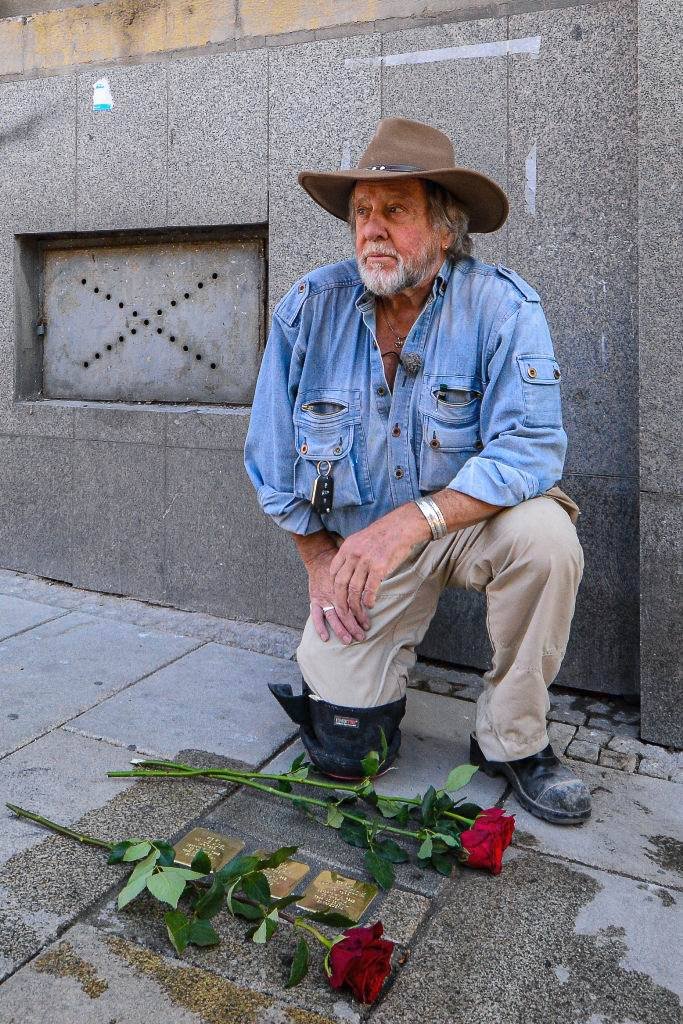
[111,769,422,842]
[110,761,476,827]
[6,804,113,850]
[293,917,334,948]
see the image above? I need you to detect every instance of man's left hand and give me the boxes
[329,504,431,623]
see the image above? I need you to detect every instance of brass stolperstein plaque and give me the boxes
[296,871,378,923]
[173,828,245,873]
[254,850,310,899]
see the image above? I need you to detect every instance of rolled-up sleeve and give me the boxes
[244,309,324,535]
[449,299,567,507]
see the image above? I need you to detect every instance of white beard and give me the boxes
[357,238,442,296]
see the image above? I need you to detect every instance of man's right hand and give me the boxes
[306,548,369,645]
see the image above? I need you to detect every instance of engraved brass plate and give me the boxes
[296,871,378,923]
[253,851,310,899]
[173,828,245,872]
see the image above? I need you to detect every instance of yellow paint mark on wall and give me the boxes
[240,0,380,37]
[0,17,23,77]
[166,0,234,52]
[24,1,167,72]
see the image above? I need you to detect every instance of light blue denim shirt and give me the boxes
[244,255,567,538]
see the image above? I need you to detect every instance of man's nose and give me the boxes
[361,213,389,241]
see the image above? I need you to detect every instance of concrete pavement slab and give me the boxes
[370,849,682,1024]
[265,690,507,808]
[0,729,136,866]
[0,593,68,641]
[509,761,683,890]
[0,612,200,757]
[0,770,229,983]
[69,643,301,765]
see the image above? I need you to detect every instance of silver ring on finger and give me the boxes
[321,604,335,616]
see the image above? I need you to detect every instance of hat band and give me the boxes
[362,163,424,172]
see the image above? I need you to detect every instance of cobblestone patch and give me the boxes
[410,663,682,782]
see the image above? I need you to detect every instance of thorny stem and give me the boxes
[111,768,424,841]
[110,758,477,827]
[6,804,113,850]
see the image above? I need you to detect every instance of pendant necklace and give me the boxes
[381,302,408,349]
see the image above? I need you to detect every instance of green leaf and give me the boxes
[129,849,161,883]
[241,871,271,905]
[453,801,483,821]
[418,837,433,859]
[193,877,225,920]
[420,787,438,827]
[217,855,261,882]
[188,918,220,947]
[251,910,279,944]
[117,872,149,910]
[190,849,212,875]
[285,938,310,989]
[153,841,177,867]
[300,910,355,928]
[165,909,191,955]
[444,764,479,793]
[326,805,345,829]
[360,751,380,778]
[433,832,459,848]
[276,779,292,793]
[289,752,307,772]
[159,866,206,881]
[379,727,388,766]
[377,798,403,819]
[373,838,409,864]
[230,899,263,921]
[147,868,187,909]
[364,849,395,890]
[430,851,455,876]
[108,840,136,865]
[254,847,299,871]
[286,768,310,782]
[340,821,370,849]
[122,841,152,862]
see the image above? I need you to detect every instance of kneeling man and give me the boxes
[245,117,590,825]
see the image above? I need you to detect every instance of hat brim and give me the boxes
[297,167,508,233]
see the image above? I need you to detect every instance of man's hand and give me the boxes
[329,491,501,624]
[329,504,431,623]
[306,548,369,645]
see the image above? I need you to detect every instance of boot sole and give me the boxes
[476,759,591,827]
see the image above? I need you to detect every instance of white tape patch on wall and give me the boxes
[345,36,542,69]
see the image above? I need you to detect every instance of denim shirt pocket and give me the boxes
[293,389,374,509]
[516,355,562,427]
[418,375,482,492]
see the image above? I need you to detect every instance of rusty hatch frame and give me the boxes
[13,223,268,407]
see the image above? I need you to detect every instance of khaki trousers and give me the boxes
[296,487,584,763]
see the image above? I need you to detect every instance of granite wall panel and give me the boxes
[69,440,167,602]
[168,49,269,228]
[267,35,381,306]
[506,2,638,480]
[379,16,509,269]
[76,64,167,232]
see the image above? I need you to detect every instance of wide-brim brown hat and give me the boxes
[298,117,508,234]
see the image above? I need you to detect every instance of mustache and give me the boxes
[360,245,401,264]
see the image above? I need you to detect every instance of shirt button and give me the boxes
[376,386,387,397]
[394,466,404,479]
[553,369,561,380]
[298,283,305,293]
[475,440,484,451]
[528,367,537,378]
[391,424,401,437]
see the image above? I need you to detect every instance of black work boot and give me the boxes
[269,680,406,780]
[470,733,591,826]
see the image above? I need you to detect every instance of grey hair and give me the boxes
[424,181,473,260]
[347,179,473,261]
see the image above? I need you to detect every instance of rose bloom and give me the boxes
[459,807,515,875]
[326,922,394,1004]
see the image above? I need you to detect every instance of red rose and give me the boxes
[459,807,515,875]
[326,922,394,1004]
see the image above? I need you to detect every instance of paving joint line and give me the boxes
[0,608,71,644]
[0,639,208,764]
